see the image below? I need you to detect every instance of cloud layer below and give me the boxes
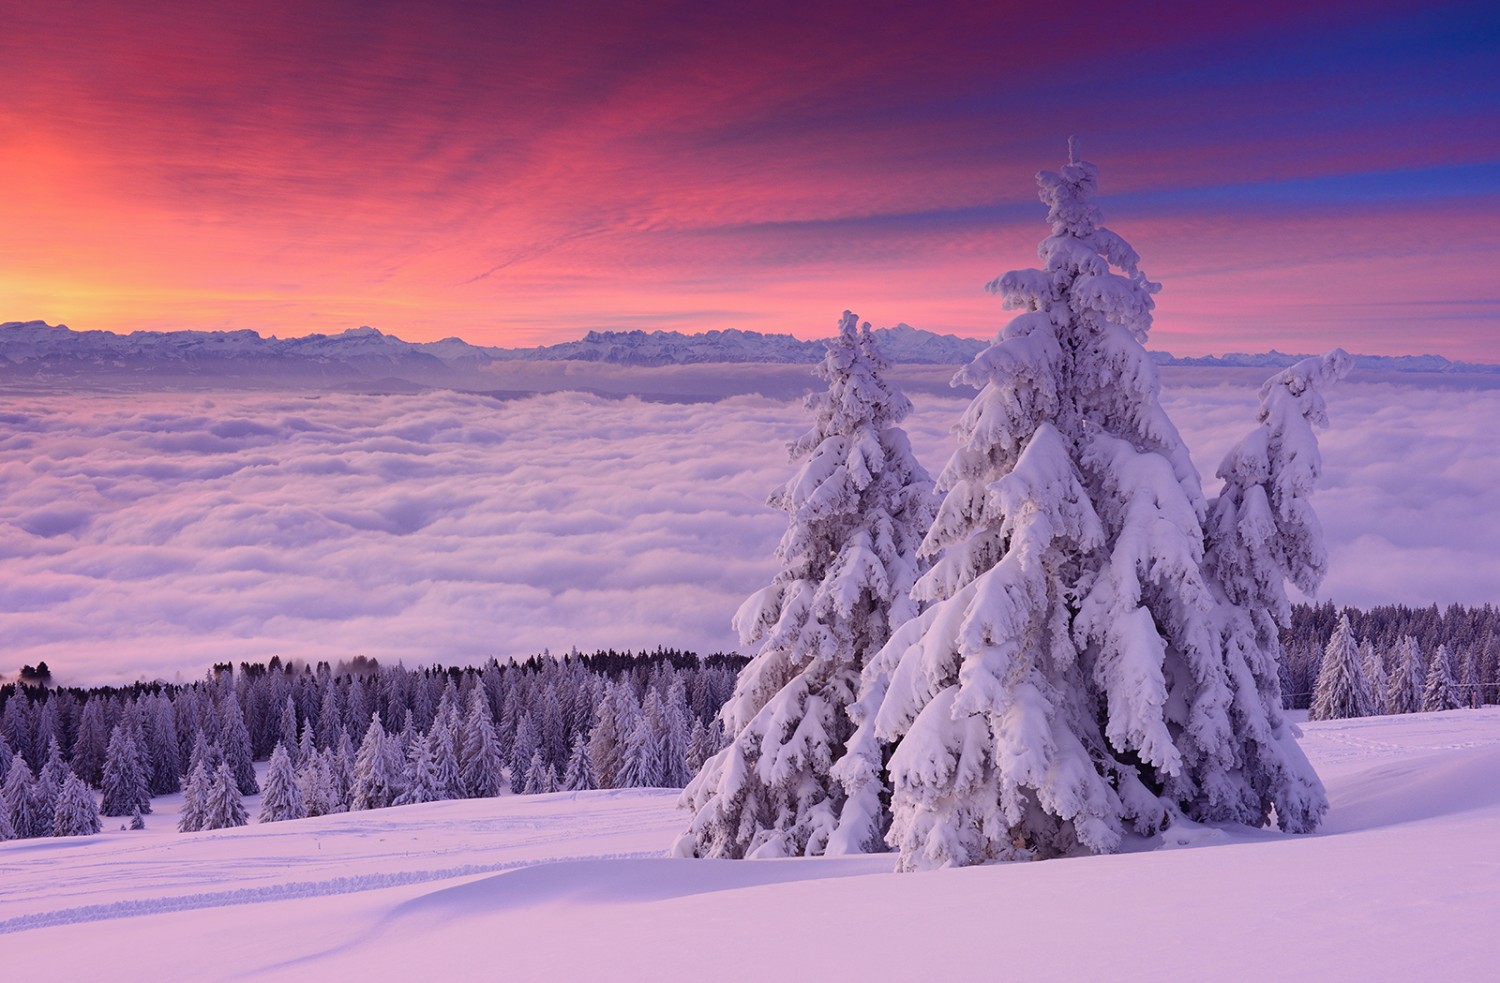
[2,369,1495,685]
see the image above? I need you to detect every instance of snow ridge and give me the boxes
[0,849,660,936]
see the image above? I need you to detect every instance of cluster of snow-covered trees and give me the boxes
[679,146,1349,869]
[1281,601,1500,713]
[1296,603,1498,720]
[0,648,741,840]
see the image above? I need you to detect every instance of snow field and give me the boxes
[4,709,1499,981]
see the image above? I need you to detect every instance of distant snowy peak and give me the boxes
[494,324,987,365]
[2,320,1494,385]
[1148,349,1498,374]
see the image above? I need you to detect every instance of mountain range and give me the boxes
[1,320,1494,388]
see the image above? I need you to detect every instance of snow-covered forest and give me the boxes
[1,649,740,841]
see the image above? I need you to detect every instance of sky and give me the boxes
[4,373,1496,686]
[2,0,1497,359]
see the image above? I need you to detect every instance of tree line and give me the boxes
[0,648,743,841]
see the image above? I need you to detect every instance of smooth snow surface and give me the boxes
[4,710,1499,981]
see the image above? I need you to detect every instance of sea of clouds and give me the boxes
[2,368,1496,685]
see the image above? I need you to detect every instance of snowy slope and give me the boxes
[5,709,1499,981]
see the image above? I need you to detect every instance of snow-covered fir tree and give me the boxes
[200,760,248,830]
[678,312,936,859]
[397,731,443,805]
[562,731,594,791]
[351,714,402,811]
[218,692,260,796]
[621,691,665,789]
[178,759,212,832]
[259,742,305,823]
[587,686,628,789]
[522,750,549,795]
[52,772,102,837]
[1386,635,1425,714]
[459,689,504,798]
[100,723,151,818]
[1362,640,1389,716]
[845,147,1333,869]
[2,756,40,838]
[1310,614,1372,721]
[1422,644,1462,712]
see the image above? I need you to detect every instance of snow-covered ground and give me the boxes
[5,709,1499,981]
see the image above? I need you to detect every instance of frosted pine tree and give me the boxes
[522,750,549,795]
[678,312,936,859]
[101,723,151,817]
[258,743,305,823]
[562,731,594,791]
[1362,641,1389,716]
[2,756,39,838]
[201,760,248,830]
[351,714,402,811]
[460,689,504,798]
[178,759,212,832]
[72,700,110,787]
[218,693,259,796]
[429,716,462,799]
[1386,636,1425,714]
[396,731,443,805]
[1422,644,1462,712]
[53,772,102,837]
[852,146,1331,869]
[621,706,665,789]
[1310,614,1372,721]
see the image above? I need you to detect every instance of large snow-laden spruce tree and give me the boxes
[675,313,937,859]
[857,145,1332,870]
[1309,613,1372,721]
[1202,350,1348,823]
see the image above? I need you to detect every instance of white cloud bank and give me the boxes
[2,368,1496,685]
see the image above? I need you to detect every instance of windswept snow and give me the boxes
[3,709,1499,980]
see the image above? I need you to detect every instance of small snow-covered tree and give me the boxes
[1422,644,1462,712]
[259,742,305,823]
[1362,641,1389,716]
[460,689,504,798]
[297,752,334,818]
[562,731,594,791]
[53,772,101,837]
[429,716,462,799]
[522,750,549,795]
[351,714,402,811]
[100,723,151,818]
[397,731,443,805]
[72,699,110,787]
[1310,614,1372,721]
[621,692,665,789]
[2,756,39,838]
[1386,636,1425,714]
[178,759,212,832]
[201,760,248,830]
[218,693,259,796]
[678,312,936,860]
[587,686,628,789]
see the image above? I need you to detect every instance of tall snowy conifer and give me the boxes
[1386,636,1425,714]
[2,756,39,838]
[259,742,305,823]
[850,146,1331,869]
[1310,614,1371,720]
[460,689,504,798]
[53,772,102,837]
[351,714,402,811]
[1422,644,1462,712]
[201,760,249,830]
[100,723,151,817]
[678,313,936,859]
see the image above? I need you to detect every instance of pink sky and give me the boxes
[1,0,1496,358]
